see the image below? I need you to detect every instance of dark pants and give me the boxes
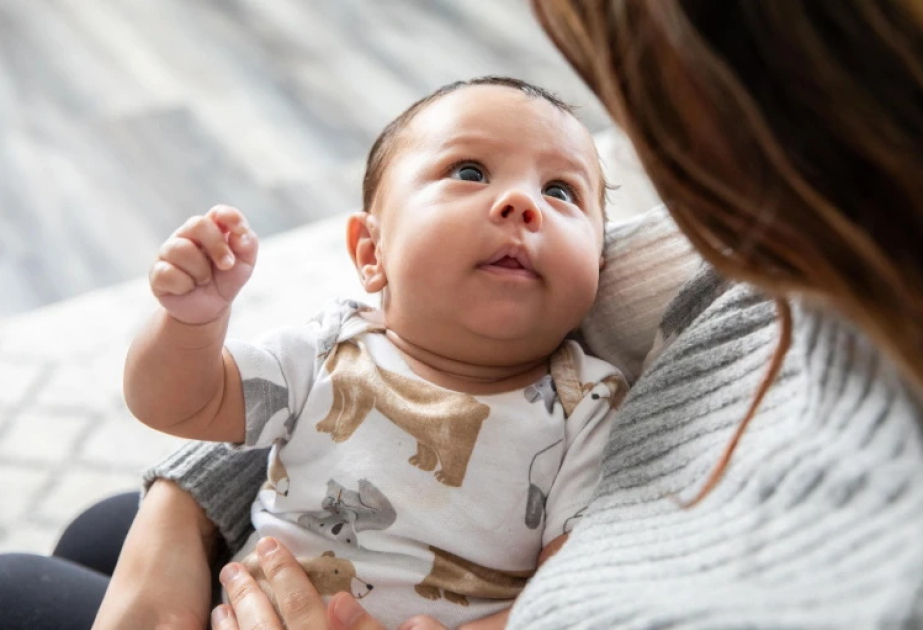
[0,492,139,630]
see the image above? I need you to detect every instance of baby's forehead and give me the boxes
[410,88,588,143]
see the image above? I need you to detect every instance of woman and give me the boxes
[510,1,923,628]
[4,1,921,628]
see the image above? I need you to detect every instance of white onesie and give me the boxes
[226,299,626,629]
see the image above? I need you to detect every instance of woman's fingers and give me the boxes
[219,562,284,630]
[211,604,239,629]
[397,615,451,630]
[328,592,390,630]
[209,586,394,630]
[253,537,329,628]
[218,537,388,630]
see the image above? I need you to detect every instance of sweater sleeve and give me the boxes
[142,440,268,554]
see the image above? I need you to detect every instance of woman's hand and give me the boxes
[212,536,389,630]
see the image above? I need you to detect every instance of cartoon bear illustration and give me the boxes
[523,360,627,529]
[524,439,564,529]
[548,344,585,417]
[550,343,629,418]
[241,378,296,446]
[524,375,558,413]
[414,546,534,606]
[298,478,397,547]
[580,373,629,410]
[313,300,379,359]
[242,550,373,604]
[267,444,291,496]
[316,341,491,487]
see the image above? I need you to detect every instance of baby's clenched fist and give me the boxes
[150,205,259,325]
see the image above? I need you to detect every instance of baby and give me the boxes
[125,76,627,630]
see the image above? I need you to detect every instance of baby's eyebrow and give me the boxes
[532,147,595,177]
[543,159,597,195]
[432,132,501,153]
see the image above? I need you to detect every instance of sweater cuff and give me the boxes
[142,441,268,554]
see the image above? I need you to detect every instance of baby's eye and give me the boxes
[543,182,577,204]
[450,163,486,183]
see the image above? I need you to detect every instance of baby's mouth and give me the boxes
[492,256,525,270]
[479,247,539,279]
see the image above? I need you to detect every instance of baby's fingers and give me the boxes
[174,214,235,271]
[207,204,251,237]
[157,237,212,287]
[228,227,259,267]
[149,260,196,297]
[208,205,258,267]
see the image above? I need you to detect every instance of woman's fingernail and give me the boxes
[219,563,241,584]
[221,254,234,268]
[332,594,365,626]
[211,605,230,624]
[257,537,278,557]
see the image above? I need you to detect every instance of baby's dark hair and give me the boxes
[361,75,608,214]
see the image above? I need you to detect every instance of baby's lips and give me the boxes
[481,243,538,275]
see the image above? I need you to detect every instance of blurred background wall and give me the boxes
[0,0,609,317]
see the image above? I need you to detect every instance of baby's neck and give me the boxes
[385,329,549,395]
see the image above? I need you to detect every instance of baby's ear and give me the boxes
[346,212,387,293]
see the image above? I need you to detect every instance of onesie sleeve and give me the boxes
[541,346,626,547]
[225,323,320,448]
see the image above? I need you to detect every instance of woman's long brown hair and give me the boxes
[532,0,923,503]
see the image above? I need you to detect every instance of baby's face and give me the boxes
[360,85,605,364]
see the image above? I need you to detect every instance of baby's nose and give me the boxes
[490,190,542,230]
[499,205,537,223]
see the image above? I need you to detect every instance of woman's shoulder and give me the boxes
[511,287,923,630]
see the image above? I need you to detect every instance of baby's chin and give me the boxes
[384,298,574,358]
[458,314,571,356]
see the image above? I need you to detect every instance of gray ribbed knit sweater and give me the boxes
[510,283,923,629]
[145,214,923,629]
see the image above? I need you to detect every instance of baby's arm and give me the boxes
[124,205,258,443]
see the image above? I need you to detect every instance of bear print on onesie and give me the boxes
[225,299,625,629]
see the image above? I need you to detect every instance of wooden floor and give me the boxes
[0,0,609,317]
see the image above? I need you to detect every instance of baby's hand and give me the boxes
[150,205,258,325]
